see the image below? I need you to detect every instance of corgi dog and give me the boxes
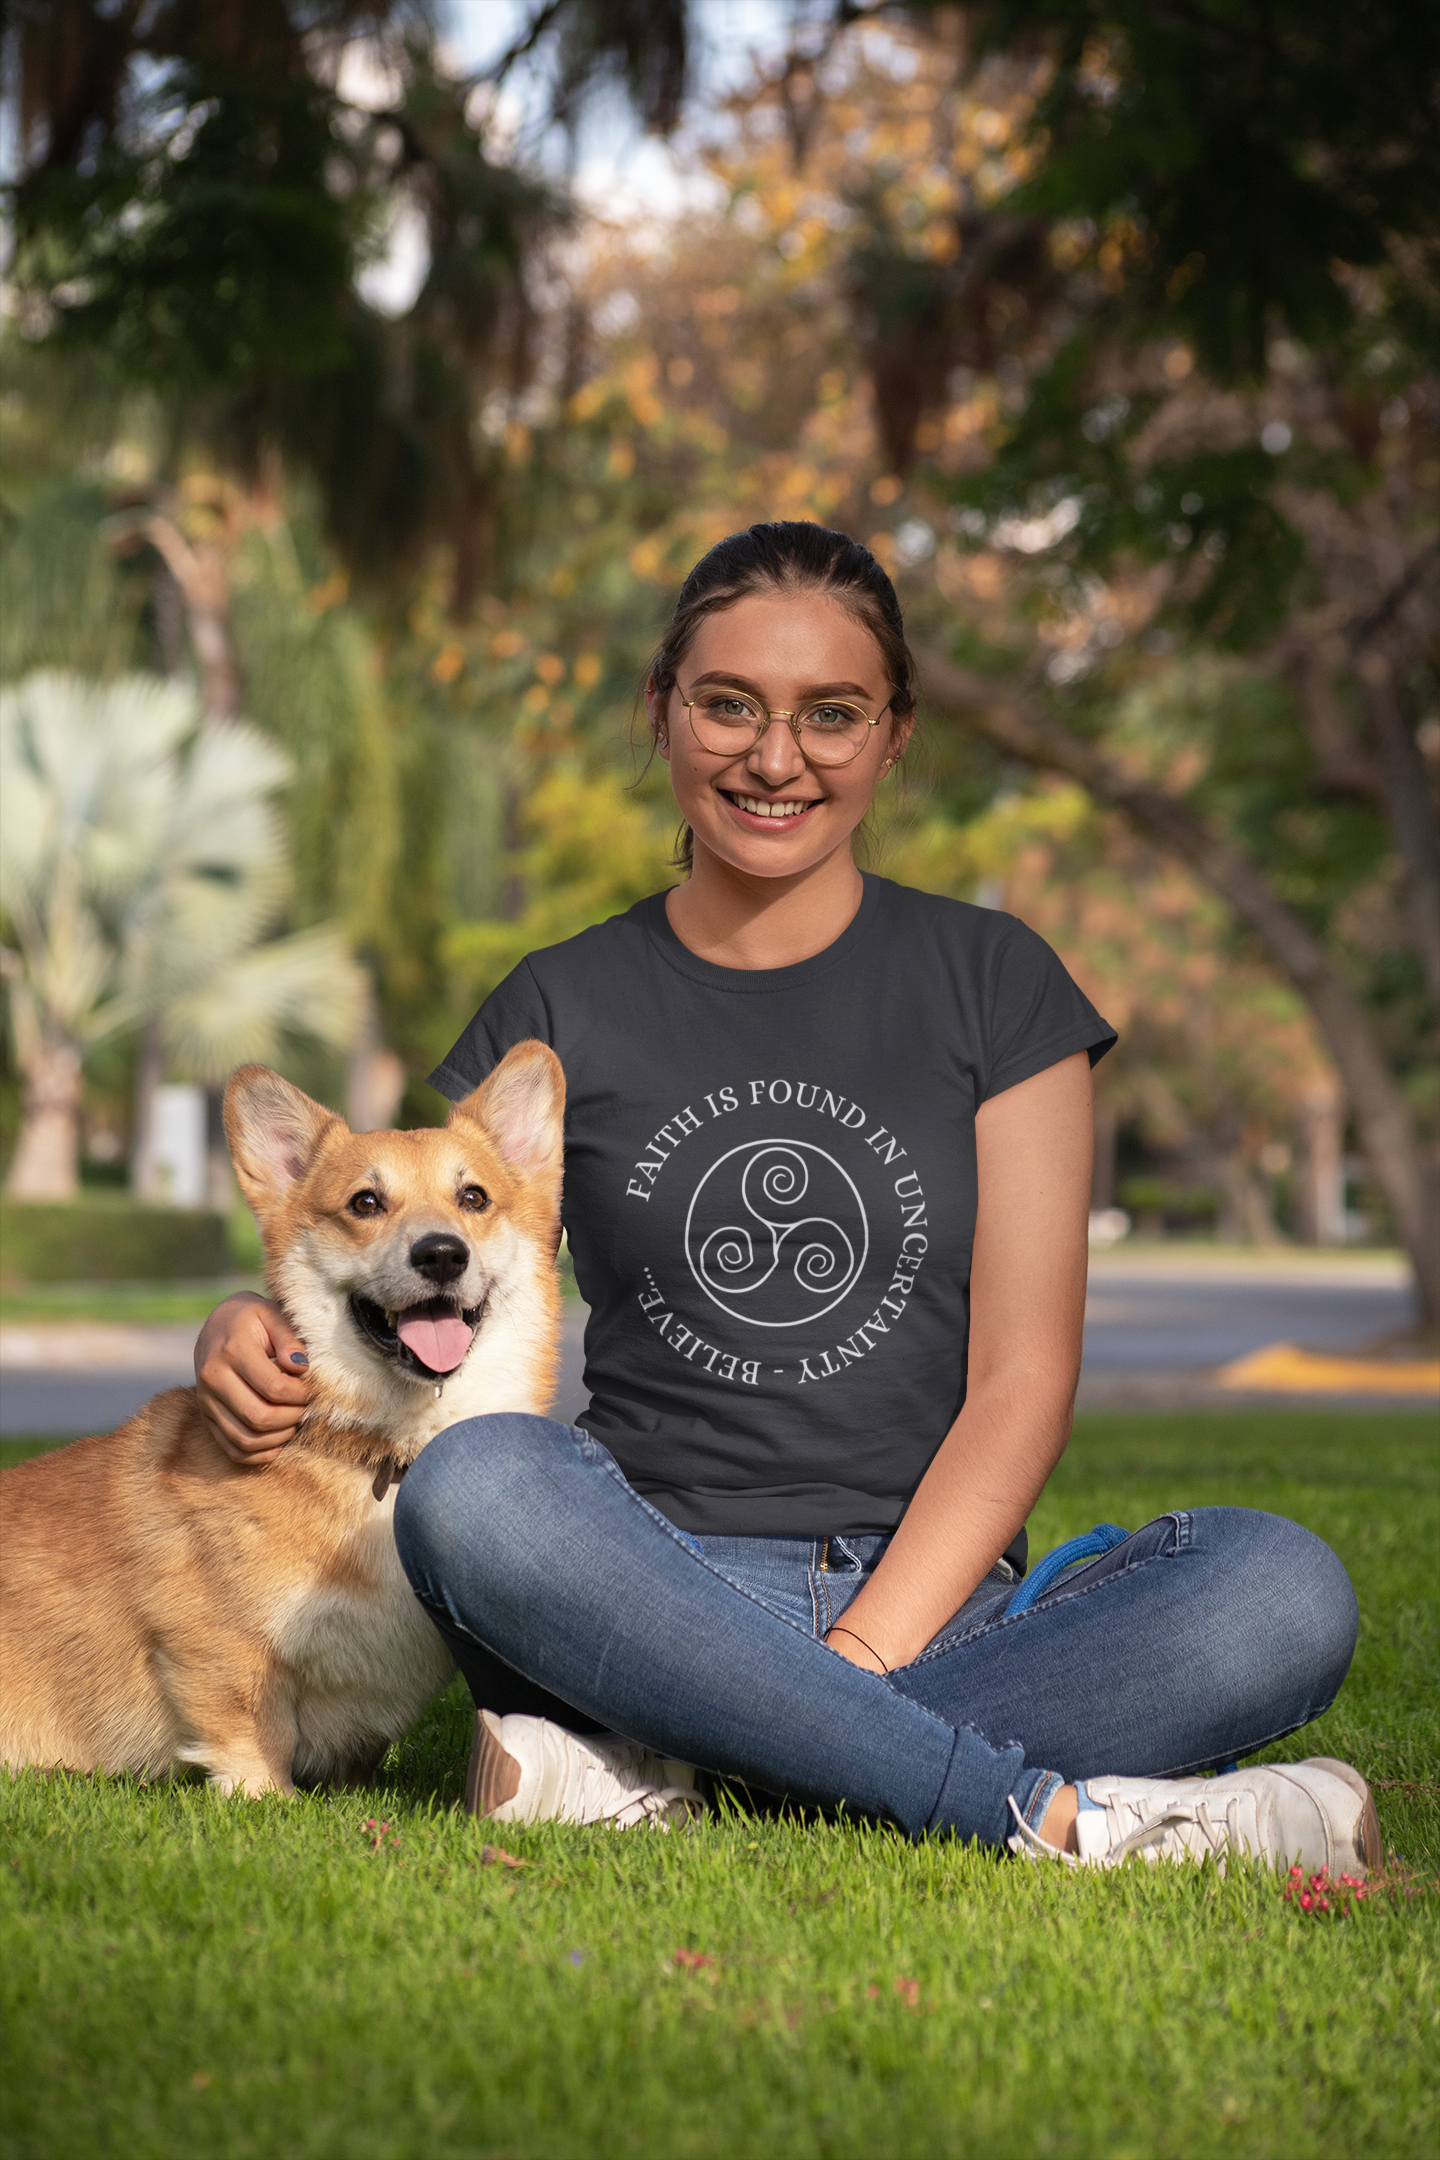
[0,1041,563,1797]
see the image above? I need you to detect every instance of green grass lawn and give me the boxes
[2,1409,1436,2160]
[0,1253,582,1323]
[0,1276,265,1326]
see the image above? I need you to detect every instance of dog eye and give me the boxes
[459,1185,490,1212]
[349,1190,384,1217]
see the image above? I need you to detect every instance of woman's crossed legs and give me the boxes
[392,1414,1359,1853]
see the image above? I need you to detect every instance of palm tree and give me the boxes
[1,670,365,1200]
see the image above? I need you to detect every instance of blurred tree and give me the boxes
[845,4,1440,1315]
[402,24,1389,1211]
[0,442,451,1114]
[3,0,692,618]
[612,4,1432,1312]
[0,671,364,1198]
[443,763,677,1011]
[1,0,695,1126]
[0,484,148,681]
[891,774,1335,1240]
[961,0,1438,383]
[5,0,1435,1318]
[546,15,1437,1309]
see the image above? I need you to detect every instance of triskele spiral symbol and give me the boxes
[684,1139,869,1328]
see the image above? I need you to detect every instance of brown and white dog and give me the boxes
[0,1040,563,1797]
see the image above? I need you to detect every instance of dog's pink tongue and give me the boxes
[397,1312,474,1374]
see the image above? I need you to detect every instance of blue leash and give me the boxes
[1006,1523,1130,1614]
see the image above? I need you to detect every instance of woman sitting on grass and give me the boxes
[195,521,1379,1873]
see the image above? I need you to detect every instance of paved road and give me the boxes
[1,1321,195,1437]
[1,1254,1422,1436]
[1077,1256,1414,1381]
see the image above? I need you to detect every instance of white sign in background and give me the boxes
[146,1084,207,1207]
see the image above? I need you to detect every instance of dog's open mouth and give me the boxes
[348,1294,485,1381]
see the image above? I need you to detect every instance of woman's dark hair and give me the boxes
[642,521,917,870]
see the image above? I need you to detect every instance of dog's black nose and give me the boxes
[408,1232,470,1285]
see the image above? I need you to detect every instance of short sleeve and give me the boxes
[428,960,553,1103]
[980,918,1117,1103]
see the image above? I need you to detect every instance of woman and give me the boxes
[196,522,1377,1870]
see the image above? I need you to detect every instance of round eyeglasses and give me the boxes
[676,685,892,768]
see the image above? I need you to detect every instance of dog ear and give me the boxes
[452,1041,565,1181]
[224,1066,342,1219]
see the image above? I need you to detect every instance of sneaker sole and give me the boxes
[465,1712,522,1819]
[1301,1756,1384,1873]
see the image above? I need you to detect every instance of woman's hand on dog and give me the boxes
[195,1293,312,1464]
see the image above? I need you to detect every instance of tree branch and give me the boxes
[913,641,1439,1319]
[476,0,569,91]
[1346,541,1439,654]
[106,511,240,718]
[1292,647,1380,802]
[1357,662,1440,1010]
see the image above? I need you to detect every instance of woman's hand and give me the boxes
[194,1292,311,1466]
[824,1624,889,1677]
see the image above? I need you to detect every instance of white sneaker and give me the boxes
[465,1710,704,1831]
[1008,1756,1382,1875]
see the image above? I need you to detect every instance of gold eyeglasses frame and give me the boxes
[673,683,894,769]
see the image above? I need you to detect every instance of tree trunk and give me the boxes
[914,645,1440,1325]
[205,1088,236,1212]
[5,1039,82,1200]
[1215,1149,1284,1247]
[345,984,406,1133]
[153,559,189,678]
[1294,1083,1346,1245]
[118,513,241,718]
[1357,658,1440,1011]
[449,472,495,625]
[1090,1096,1117,1211]
[130,1022,166,1200]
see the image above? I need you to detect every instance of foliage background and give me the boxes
[0,0,1434,1282]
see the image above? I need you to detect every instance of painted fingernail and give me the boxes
[289,1351,309,1368]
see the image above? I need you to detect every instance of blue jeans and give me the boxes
[393,1415,1359,1851]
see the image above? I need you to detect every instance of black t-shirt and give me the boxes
[431,875,1115,1540]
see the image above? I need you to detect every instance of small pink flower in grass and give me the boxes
[1280,1858,1415,1920]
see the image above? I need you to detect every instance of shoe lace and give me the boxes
[568,1739,698,1827]
[1106,1792,1239,1864]
[609,1786,704,1831]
